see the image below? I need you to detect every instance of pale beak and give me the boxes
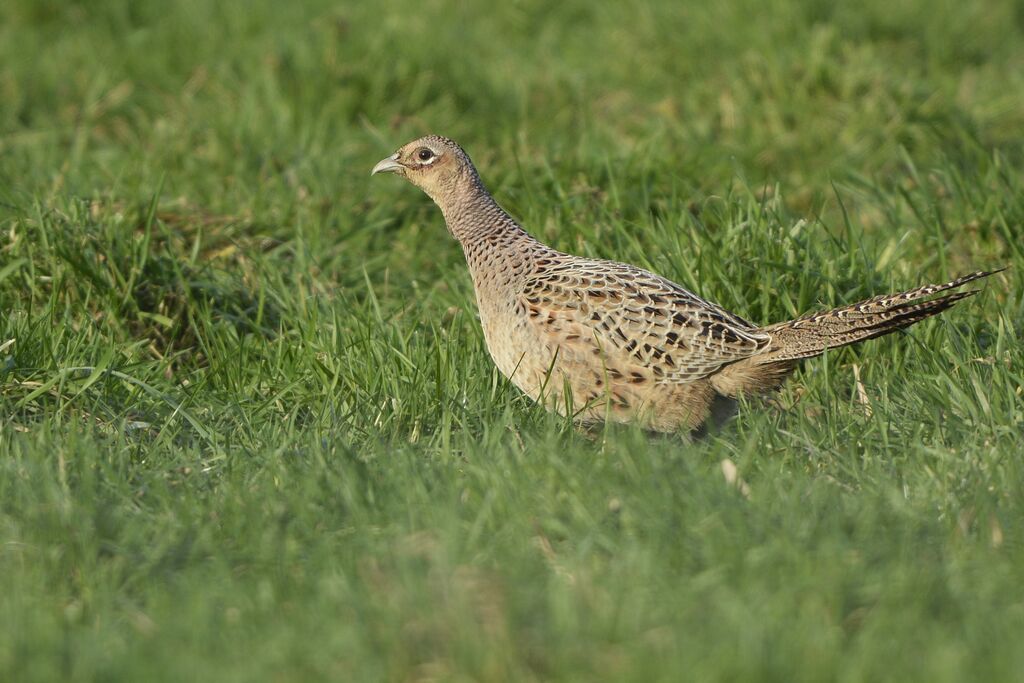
[371,154,403,176]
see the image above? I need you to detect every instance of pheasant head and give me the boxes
[371,135,480,207]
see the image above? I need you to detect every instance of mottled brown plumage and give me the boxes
[372,136,999,432]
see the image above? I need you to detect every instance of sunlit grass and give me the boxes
[1,0,1023,680]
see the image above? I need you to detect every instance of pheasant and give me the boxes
[372,135,999,432]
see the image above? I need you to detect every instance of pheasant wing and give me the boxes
[519,259,771,383]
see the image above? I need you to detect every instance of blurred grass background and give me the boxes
[1,0,1023,680]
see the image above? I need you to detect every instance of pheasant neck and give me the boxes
[436,173,537,247]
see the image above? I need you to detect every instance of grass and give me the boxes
[1,0,1023,680]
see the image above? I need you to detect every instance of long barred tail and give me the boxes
[752,269,1004,364]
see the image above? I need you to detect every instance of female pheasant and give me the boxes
[372,135,998,432]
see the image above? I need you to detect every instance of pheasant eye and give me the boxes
[416,148,435,162]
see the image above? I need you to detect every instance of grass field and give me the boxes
[2,0,1023,680]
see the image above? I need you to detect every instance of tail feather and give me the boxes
[752,269,1002,364]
